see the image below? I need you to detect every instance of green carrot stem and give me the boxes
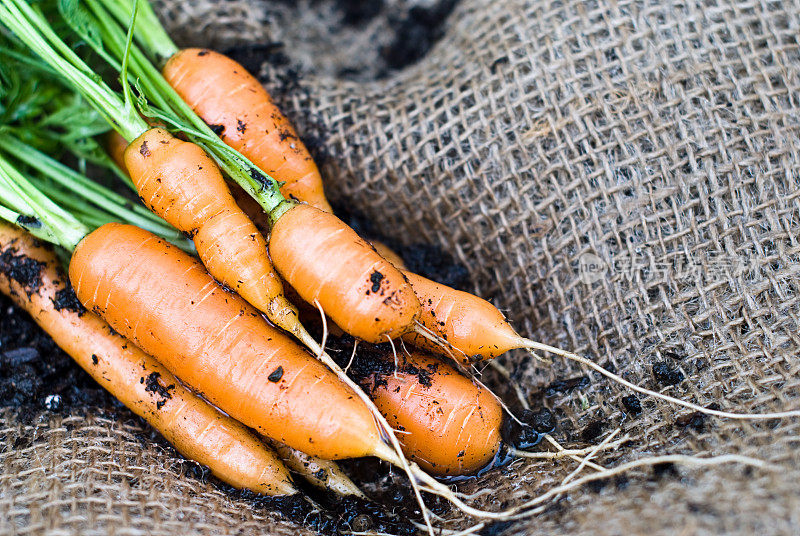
[99,0,178,65]
[0,134,176,236]
[0,0,147,142]
[0,153,88,251]
[42,184,117,227]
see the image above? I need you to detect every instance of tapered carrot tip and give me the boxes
[361,351,503,476]
[163,48,334,213]
[269,204,422,343]
[402,271,524,363]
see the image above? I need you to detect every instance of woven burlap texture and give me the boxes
[3,0,800,534]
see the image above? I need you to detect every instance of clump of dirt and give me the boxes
[652,361,684,386]
[52,285,86,316]
[0,246,45,294]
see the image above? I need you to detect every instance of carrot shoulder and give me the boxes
[163,48,333,213]
[69,222,385,460]
[0,222,294,495]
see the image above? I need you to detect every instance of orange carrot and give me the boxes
[68,222,392,461]
[269,204,421,343]
[163,48,333,213]
[337,243,521,362]
[0,222,295,495]
[232,188,414,341]
[401,271,524,363]
[359,350,503,476]
[106,130,128,171]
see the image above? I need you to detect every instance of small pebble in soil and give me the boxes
[44,394,62,411]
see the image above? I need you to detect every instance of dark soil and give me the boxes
[229,0,460,80]
[224,489,419,536]
[380,0,460,72]
[0,293,116,422]
[0,246,45,294]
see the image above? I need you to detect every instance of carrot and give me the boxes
[358,350,503,476]
[233,190,413,341]
[68,222,392,461]
[161,49,333,213]
[270,441,365,497]
[269,204,421,343]
[338,242,522,362]
[0,222,295,495]
[89,0,332,212]
[93,0,333,212]
[230,185,394,339]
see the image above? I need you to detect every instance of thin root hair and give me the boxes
[521,339,800,420]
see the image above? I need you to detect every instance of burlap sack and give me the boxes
[3,0,800,534]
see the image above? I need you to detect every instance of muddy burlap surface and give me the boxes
[3,0,800,534]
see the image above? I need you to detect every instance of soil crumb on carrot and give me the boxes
[52,285,86,316]
[0,247,44,292]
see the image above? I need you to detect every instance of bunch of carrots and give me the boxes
[0,0,794,533]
